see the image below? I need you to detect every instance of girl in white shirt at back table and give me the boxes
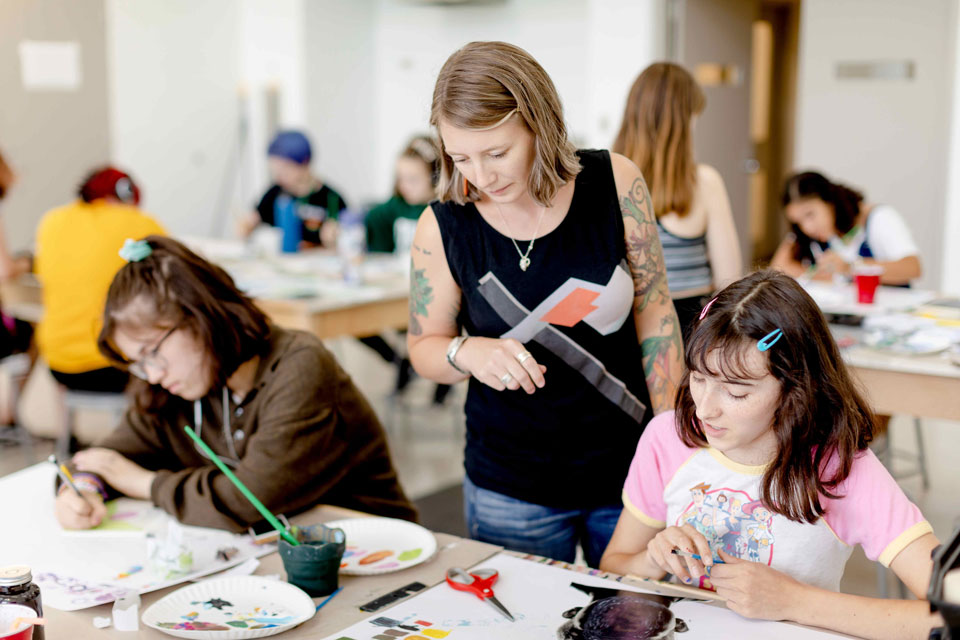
[771,170,921,285]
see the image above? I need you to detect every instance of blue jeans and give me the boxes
[462,476,621,567]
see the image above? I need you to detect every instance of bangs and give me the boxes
[685,322,769,382]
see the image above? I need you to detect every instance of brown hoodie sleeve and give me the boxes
[148,340,413,531]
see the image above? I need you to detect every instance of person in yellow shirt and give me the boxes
[35,167,165,392]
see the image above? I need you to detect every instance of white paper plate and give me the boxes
[141,576,314,639]
[326,517,437,575]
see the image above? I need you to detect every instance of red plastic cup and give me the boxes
[854,273,881,304]
[0,604,36,640]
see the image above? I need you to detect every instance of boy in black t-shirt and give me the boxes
[239,130,347,249]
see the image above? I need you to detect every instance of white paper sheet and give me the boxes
[18,40,82,91]
[0,464,275,611]
[323,553,850,640]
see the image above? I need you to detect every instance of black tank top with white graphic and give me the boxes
[433,150,653,508]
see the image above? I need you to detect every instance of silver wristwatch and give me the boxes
[445,335,469,374]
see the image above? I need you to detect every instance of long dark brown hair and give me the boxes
[98,236,270,412]
[782,171,865,263]
[612,62,705,218]
[675,270,874,523]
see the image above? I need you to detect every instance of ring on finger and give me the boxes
[500,373,513,386]
[515,351,532,364]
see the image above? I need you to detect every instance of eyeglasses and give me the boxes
[128,326,177,381]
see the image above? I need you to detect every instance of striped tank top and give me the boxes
[656,219,711,294]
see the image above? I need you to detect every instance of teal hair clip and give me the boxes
[119,238,152,262]
[757,329,783,352]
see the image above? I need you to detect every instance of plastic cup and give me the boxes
[0,604,37,640]
[853,265,883,304]
[278,525,345,597]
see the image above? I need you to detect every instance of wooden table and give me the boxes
[42,505,501,639]
[833,326,960,422]
[0,255,411,341]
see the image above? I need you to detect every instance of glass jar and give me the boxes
[0,566,44,640]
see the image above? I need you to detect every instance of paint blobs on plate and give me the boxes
[421,630,451,639]
[328,518,438,575]
[159,621,230,631]
[359,550,394,565]
[181,611,199,621]
[191,597,233,610]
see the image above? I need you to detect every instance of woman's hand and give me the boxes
[54,488,106,530]
[456,337,547,394]
[709,548,806,621]
[645,524,714,584]
[73,448,156,500]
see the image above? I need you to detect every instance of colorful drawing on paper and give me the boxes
[115,565,143,579]
[33,572,132,609]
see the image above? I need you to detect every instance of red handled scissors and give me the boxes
[445,567,515,622]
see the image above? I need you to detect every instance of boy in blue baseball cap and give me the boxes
[240,130,348,249]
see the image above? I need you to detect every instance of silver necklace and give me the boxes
[494,203,547,272]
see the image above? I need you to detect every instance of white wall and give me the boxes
[105,0,242,236]
[794,0,955,290]
[943,0,960,296]
[239,0,307,206]
[302,0,379,211]
[302,0,662,208]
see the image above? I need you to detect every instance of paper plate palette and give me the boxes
[141,576,315,639]
[326,517,437,575]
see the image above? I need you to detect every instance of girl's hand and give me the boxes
[815,250,850,276]
[54,488,106,530]
[709,548,805,620]
[455,337,546,394]
[73,448,156,500]
[646,524,714,584]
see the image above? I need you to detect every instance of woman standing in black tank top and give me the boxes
[407,41,683,566]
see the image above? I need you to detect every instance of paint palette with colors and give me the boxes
[325,518,438,575]
[141,576,314,639]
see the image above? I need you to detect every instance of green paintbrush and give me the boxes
[183,425,298,546]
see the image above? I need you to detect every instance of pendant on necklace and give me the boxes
[519,256,531,271]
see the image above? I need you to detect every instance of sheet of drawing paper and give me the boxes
[0,464,275,611]
[322,554,850,640]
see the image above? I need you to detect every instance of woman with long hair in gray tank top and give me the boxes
[613,62,742,336]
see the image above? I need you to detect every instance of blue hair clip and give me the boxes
[119,238,152,262]
[757,329,783,352]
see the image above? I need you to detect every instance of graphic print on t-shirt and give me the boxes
[476,261,646,422]
[676,482,776,579]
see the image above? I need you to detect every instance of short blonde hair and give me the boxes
[430,41,581,206]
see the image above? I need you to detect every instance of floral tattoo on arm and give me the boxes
[409,258,434,336]
[621,175,683,412]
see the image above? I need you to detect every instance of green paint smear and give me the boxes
[227,621,248,628]
[89,501,142,532]
[397,548,422,561]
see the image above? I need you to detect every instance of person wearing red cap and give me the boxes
[35,166,165,393]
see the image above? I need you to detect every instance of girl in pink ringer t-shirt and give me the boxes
[600,271,941,640]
